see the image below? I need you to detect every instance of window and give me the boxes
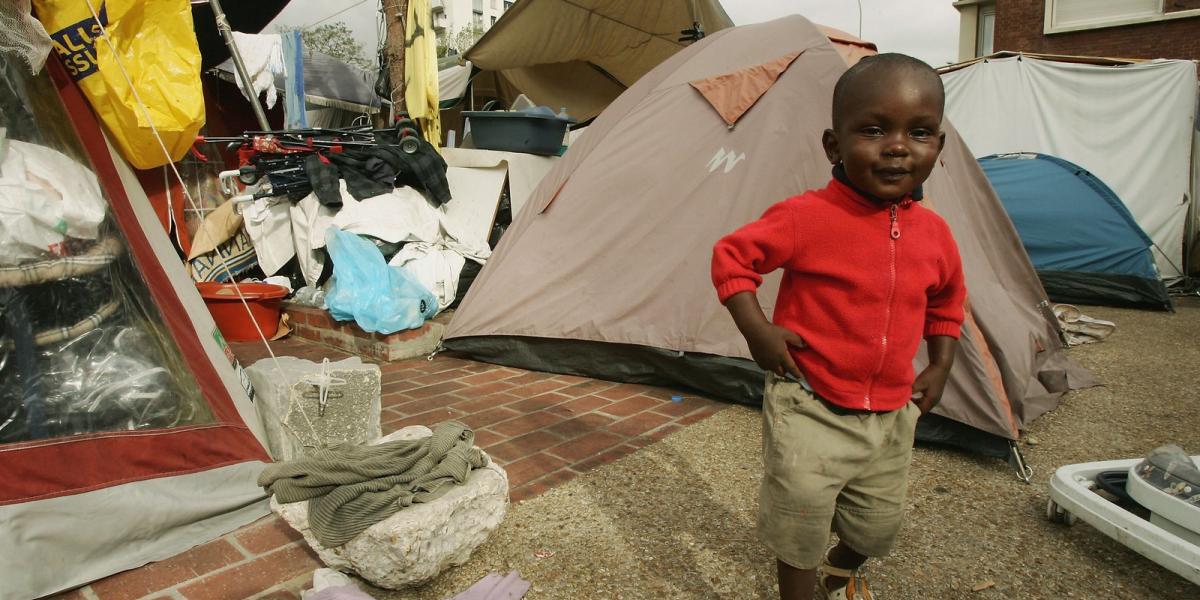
[977,5,995,56]
[0,55,213,443]
[491,15,497,26]
[472,11,483,28]
[504,1,513,10]
[1045,0,1200,33]
[473,0,482,11]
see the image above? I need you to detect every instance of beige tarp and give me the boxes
[446,15,1095,446]
[465,0,734,120]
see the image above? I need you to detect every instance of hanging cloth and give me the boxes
[281,30,308,130]
[404,0,440,149]
[230,32,285,109]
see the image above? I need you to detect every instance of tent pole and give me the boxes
[206,0,272,130]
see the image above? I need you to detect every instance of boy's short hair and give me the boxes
[831,53,945,129]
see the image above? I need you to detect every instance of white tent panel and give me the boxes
[941,56,1198,279]
[0,463,268,600]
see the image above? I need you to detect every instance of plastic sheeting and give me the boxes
[325,227,438,334]
[214,46,382,115]
[34,0,206,169]
[439,60,472,108]
[941,55,1198,279]
[0,139,107,263]
[0,72,212,443]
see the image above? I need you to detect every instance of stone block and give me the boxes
[245,356,382,461]
[272,427,509,589]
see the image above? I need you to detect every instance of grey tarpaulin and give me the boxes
[215,49,382,114]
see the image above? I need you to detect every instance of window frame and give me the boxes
[977,4,995,56]
[1044,0,1200,34]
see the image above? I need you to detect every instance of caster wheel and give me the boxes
[1046,499,1077,526]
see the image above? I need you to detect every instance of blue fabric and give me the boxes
[282,30,307,130]
[979,154,1158,280]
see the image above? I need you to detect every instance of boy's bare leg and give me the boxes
[777,561,817,600]
[822,541,868,591]
[776,541,868,599]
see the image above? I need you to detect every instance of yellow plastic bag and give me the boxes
[35,0,204,169]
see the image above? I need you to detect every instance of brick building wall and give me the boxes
[995,0,1200,60]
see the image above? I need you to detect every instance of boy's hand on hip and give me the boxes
[912,335,958,414]
[745,322,805,379]
[910,364,950,414]
[722,291,805,378]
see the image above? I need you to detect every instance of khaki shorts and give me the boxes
[758,373,919,569]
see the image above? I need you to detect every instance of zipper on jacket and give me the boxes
[865,204,901,409]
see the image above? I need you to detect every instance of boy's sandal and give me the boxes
[818,558,875,600]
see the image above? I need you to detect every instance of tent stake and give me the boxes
[1009,441,1034,483]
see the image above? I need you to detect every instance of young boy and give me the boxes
[711,53,966,600]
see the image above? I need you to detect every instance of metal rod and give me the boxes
[207,0,271,130]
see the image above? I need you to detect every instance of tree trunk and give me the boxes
[384,0,409,120]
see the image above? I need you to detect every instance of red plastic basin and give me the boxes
[196,282,288,342]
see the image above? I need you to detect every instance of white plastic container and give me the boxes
[1126,456,1200,546]
[1046,456,1200,585]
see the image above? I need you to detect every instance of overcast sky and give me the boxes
[269,0,962,67]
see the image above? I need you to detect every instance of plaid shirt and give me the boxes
[328,138,452,206]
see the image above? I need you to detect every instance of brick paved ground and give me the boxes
[55,336,729,599]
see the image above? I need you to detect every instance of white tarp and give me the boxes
[941,56,1198,279]
[439,61,472,105]
[441,147,559,216]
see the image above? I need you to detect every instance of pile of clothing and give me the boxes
[190,122,493,334]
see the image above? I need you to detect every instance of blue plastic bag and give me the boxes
[324,227,437,334]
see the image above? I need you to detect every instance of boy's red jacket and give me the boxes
[711,178,966,412]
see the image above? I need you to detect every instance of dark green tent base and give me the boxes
[1038,270,1172,311]
[444,335,765,406]
[444,335,1013,457]
[914,413,1009,458]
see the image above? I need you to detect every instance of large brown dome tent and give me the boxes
[444,15,1096,469]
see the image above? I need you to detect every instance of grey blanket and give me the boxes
[258,421,488,547]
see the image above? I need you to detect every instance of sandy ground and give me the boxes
[365,299,1199,599]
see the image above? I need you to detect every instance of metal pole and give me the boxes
[207,0,271,130]
[857,0,864,39]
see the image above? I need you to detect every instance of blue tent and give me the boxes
[979,153,1171,310]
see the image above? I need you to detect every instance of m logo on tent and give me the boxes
[707,147,746,173]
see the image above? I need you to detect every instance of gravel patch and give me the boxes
[364,299,1199,599]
